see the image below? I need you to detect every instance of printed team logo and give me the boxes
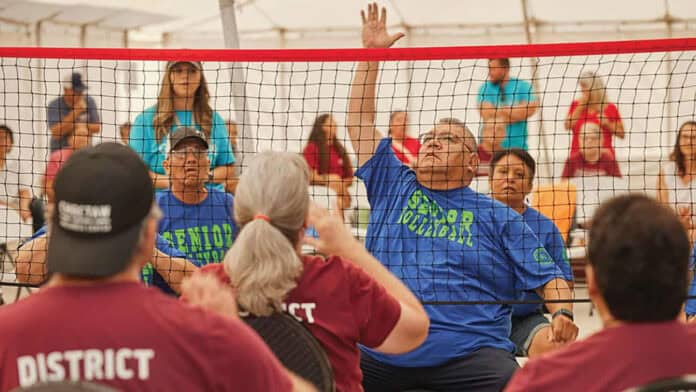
[533,247,554,265]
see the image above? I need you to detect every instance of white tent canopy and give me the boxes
[0,0,695,48]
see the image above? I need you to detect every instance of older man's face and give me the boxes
[167,139,210,188]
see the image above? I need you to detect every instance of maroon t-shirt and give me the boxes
[505,321,696,392]
[0,282,292,391]
[202,255,402,392]
[303,141,353,179]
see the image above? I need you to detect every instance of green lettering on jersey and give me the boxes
[174,229,188,253]
[223,223,234,248]
[212,224,224,248]
[187,227,202,253]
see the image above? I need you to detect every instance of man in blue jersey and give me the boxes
[489,148,575,358]
[348,4,577,391]
[477,58,539,151]
[152,127,236,293]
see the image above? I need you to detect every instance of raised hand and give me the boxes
[360,2,405,49]
[303,201,358,257]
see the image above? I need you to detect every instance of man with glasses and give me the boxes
[150,127,236,295]
[348,4,576,391]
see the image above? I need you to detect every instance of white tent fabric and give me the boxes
[0,0,695,48]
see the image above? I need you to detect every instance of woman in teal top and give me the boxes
[129,61,235,191]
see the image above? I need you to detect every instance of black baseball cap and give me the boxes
[62,72,87,93]
[166,61,202,70]
[169,127,209,151]
[47,143,154,278]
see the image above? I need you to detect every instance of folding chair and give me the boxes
[243,312,335,392]
[530,181,577,244]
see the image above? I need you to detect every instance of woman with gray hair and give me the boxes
[200,151,429,392]
[564,71,625,177]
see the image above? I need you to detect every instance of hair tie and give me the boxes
[253,213,271,223]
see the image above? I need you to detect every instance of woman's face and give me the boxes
[679,123,696,158]
[490,153,532,206]
[322,116,337,142]
[169,62,201,99]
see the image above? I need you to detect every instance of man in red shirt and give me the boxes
[0,143,309,391]
[388,111,421,166]
[506,194,696,392]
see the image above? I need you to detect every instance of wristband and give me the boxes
[552,308,574,322]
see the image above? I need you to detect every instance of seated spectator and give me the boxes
[489,149,574,358]
[0,124,43,232]
[129,61,235,191]
[561,121,621,179]
[43,114,92,203]
[477,116,507,175]
[0,143,309,390]
[506,195,696,391]
[119,122,131,145]
[564,71,624,170]
[303,114,354,212]
[388,111,420,165]
[657,121,696,242]
[200,151,429,392]
[152,127,237,294]
[46,72,100,152]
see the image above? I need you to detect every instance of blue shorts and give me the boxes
[510,311,550,357]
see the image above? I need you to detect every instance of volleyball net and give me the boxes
[0,38,695,304]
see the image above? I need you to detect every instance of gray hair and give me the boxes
[223,151,309,316]
[439,117,478,151]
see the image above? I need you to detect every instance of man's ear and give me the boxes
[162,158,170,175]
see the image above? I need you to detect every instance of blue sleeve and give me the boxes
[46,99,61,128]
[354,138,411,207]
[686,244,696,315]
[86,96,100,123]
[544,221,573,282]
[499,210,564,291]
[477,82,496,105]
[129,109,159,173]
[156,234,187,259]
[211,112,235,167]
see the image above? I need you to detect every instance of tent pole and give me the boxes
[219,0,253,171]
[521,0,551,183]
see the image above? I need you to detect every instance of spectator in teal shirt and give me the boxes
[478,58,539,150]
[129,61,235,192]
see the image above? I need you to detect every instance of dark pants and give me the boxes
[361,347,519,392]
[28,197,44,234]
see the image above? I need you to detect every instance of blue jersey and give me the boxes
[477,78,537,150]
[129,106,235,192]
[156,188,236,267]
[512,207,573,316]
[29,225,187,295]
[684,243,696,315]
[356,138,563,367]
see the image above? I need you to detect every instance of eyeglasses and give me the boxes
[419,133,474,153]
[170,147,208,160]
